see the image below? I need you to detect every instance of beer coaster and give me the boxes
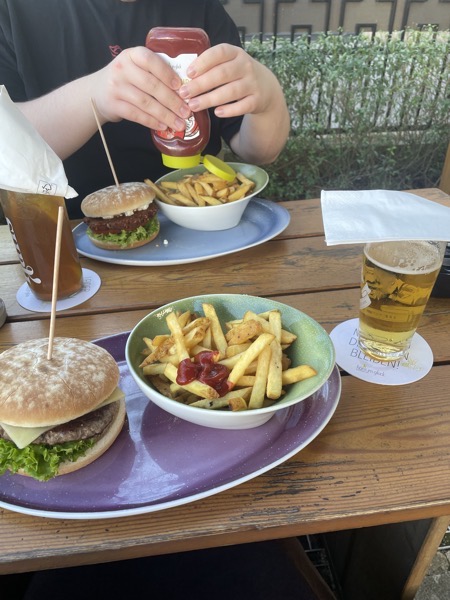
[329,318,434,385]
[16,268,101,313]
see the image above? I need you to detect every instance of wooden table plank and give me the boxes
[2,290,450,361]
[1,189,450,588]
[402,516,450,599]
[1,237,363,321]
[2,189,449,265]
[1,364,450,574]
[0,199,310,265]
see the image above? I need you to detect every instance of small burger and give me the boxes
[81,181,159,250]
[0,337,126,481]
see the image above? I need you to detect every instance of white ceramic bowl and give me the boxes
[154,163,269,231]
[125,294,336,430]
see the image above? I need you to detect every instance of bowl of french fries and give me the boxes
[145,163,269,231]
[125,294,336,429]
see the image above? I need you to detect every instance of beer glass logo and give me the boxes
[5,217,42,285]
[360,283,371,309]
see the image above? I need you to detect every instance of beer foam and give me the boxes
[365,241,442,275]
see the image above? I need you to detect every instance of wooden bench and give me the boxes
[440,142,450,195]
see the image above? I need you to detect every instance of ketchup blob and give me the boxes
[177,351,231,397]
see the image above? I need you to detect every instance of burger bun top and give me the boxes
[0,338,120,428]
[81,182,156,219]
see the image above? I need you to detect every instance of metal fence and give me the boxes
[218,2,450,138]
[241,28,449,137]
[221,0,450,41]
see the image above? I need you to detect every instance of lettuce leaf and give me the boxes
[87,217,159,248]
[0,438,95,481]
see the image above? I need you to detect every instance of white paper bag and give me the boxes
[0,85,77,199]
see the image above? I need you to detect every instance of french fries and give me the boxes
[144,170,256,208]
[139,304,319,412]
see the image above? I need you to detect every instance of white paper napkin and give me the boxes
[0,85,77,199]
[321,189,450,245]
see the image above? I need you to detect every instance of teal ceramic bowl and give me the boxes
[125,294,335,429]
[154,163,269,231]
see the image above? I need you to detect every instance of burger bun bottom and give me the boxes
[17,398,127,478]
[89,221,160,251]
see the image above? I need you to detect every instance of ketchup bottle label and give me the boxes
[156,115,199,142]
[154,52,200,142]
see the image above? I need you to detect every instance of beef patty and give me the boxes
[84,204,158,235]
[0,402,120,446]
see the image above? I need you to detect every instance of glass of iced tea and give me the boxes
[0,190,83,301]
[358,240,446,361]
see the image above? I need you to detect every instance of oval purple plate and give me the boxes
[0,332,341,519]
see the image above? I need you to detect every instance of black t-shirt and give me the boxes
[0,0,243,217]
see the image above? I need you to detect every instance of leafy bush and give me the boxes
[227,29,450,200]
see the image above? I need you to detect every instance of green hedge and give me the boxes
[227,29,450,200]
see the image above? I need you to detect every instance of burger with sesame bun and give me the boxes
[0,337,127,481]
[81,182,160,250]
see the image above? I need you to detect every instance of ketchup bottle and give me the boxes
[146,27,211,169]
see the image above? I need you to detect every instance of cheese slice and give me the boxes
[0,387,125,450]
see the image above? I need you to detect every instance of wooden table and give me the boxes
[1,190,450,599]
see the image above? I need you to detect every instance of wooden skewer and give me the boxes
[47,206,64,360]
[90,98,120,187]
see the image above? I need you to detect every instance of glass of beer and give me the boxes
[0,190,83,301]
[358,240,446,361]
